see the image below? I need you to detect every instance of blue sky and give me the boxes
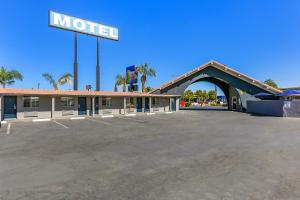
[0,0,300,92]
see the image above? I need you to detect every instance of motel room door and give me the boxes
[94,97,99,115]
[170,98,176,112]
[136,97,142,112]
[144,97,150,112]
[78,97,87,115]
[4,96,17,119]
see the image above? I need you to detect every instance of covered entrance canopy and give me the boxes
[151,61,282,110]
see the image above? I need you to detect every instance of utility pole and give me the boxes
[215,85,217,104]
[74,32,78,90]
[96,37,100,91]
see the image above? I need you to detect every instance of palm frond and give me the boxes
[58,73,72,85]
[9,70,23,81]
[42,73,58,89]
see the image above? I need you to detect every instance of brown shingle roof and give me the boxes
[151,60,282,94]
[0,88,179,97]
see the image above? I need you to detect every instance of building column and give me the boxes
[0,96,2,121]
[99,97,103,115]
[169,98,172,112]
[149,97,152,113]
[51,97,55,119]
[123,97,127,115]
[133,97,137,113]
[142,97,145,113]
[92,97,95,117]
[175,97,179,111]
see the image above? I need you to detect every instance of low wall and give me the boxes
[247,100,284,117]
[247,100,300,117]
[283,100,300,117]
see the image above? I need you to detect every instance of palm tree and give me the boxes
[136,63,156,92]
[144,86,154,93]
[0,66,23,88]
[115,74,126,92]
[194,90,203,103]
[42,73,72,90]
[264,79,278,89]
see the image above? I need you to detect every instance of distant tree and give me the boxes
[115,74,126,92]
[42,73,72,90]
[208,90,217,101]
[144,86,154,93]
[114,84,118,92]
[0,66,23,88]
[136,63,156,92]
[264,79,278,89]
[182,90,194,103]
[202,90,208,101]
[194,90,203,102]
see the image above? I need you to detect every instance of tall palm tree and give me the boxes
[115,74,126,92]
[0,66,23,88]
[42,73,72,90]
[136,63,156,92]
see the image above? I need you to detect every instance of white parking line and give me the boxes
[117,116,146,123]
[53,120,69,129]
[6,123,11,135]
[87,118,112,126]
[71,117,85,120]
[101,115,114,118]
[33,118,51,122]
[146,113,156,115]
[125,113,136,117]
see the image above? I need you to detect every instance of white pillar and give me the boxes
[0,96,2,121]
[123,97,127,115]
[142,97,145,113]
[169,98,172,112]
[99,96,103,115]
[149,97,152,113]
[92,97,95,117]
[51,97,55,118]
[134,97,137,113]
[176,97,179,111]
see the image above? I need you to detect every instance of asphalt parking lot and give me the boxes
[1,111,300,200]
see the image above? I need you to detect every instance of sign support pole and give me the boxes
[96,37,100,91]
[74,32,78,90]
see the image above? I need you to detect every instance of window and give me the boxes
[61,97,74,108]
[102,97,111,107]
[24,96,39,108]
[152,97,159,106]
[126,97,134,107]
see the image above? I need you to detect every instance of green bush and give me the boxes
[185,102,191,107]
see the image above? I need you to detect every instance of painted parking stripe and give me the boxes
[53,120,69,129]
[33,118,51,122]
[101,115,114,118]
[87,118,111,126]
[117,116,146,123]
[70,117,85,120]
[6,123,11,135]
[146,113,156,115]
[125,113,137,117]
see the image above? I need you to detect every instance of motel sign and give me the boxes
[49,11,119,41]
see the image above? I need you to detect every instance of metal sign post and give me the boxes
[74,32,78,90]
[48,11,119,91]
[96,37,100,91]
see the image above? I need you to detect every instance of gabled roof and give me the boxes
[0,88,179,97]
[151,60,282,94]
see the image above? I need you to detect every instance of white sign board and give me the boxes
[49,11,119,41]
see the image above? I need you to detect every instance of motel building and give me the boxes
[0,89,180,121]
